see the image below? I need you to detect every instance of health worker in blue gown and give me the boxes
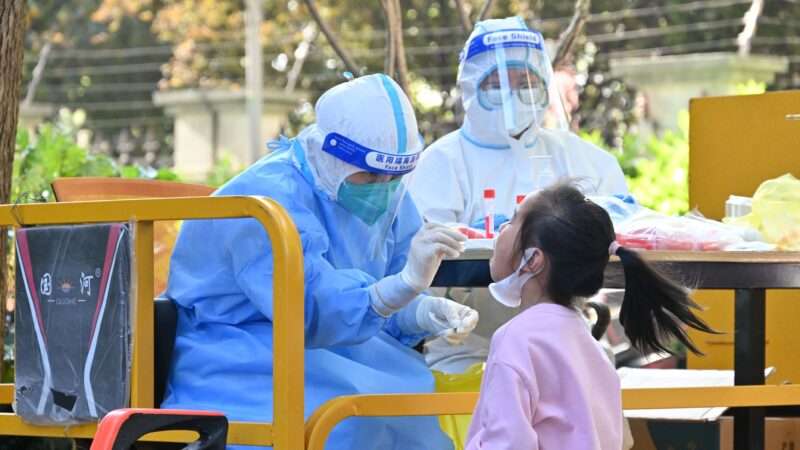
[161,73,479,450]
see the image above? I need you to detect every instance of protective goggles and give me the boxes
[478,66,549,109]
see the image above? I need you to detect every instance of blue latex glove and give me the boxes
[588,194,641,226]
[470,214,510,232]
[612,193,638,205]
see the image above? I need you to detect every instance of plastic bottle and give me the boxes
[725,195,752,219]
[530,153,556,189]
[483,188,496,238]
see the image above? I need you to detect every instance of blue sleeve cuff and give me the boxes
[394,296,426,335]
[384,296,430,347]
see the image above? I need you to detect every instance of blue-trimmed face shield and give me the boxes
[321,131,423,226]
[302,73,424,259]
[461,30,549,137]
[477,63,549,136]
[457,21,570,150]
[321,132,422,177]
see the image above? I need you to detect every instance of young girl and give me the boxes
[465,183,715,450]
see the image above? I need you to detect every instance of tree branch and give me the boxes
[477,0,496,22]
[285,24,317,93]
[737,0,764,56]
[552,0,591,70]
[301,0,359,75]
[23,41,52,107]
[454,0,473,35]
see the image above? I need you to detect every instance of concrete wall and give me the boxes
[154,88,305,181]
[610,52,788,134]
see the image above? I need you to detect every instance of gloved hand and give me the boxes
[414,296,479,345]
[399,222,466,292]
[470,214,510,233]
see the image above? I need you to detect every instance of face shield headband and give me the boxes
[459,29,544,63]
[320,132,423,176]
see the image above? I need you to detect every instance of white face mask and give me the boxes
[503,96,537,137]
[489,248,539,308]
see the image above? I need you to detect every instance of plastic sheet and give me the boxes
[615,211,749,251]
[14,223,132,425]
[433,363,484,450]
[587,194,642,226]
[725,173,800,251]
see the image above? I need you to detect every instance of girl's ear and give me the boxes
[520,248,546,276]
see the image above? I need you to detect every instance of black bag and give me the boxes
[14,223,131,425]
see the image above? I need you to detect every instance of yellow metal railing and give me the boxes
[304,385,800,450]
[0,197,304,449]
[4,197,800,449]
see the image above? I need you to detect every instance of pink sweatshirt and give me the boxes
[466,303,623,450]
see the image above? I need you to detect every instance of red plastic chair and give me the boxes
[90,408,228,450]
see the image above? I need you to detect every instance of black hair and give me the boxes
[514,182,716,355]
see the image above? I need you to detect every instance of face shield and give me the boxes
[477,62,549,137]
[459,25,570,150]
[295,73,423,261]
[319,130,423,259]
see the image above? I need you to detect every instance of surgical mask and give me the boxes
[489,248,538,307]
[504,97,536,137]
[504,119,540,154]
[479,89,537,139]
[337,178,401,225]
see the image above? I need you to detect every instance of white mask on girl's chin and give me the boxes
[489,248,540,308]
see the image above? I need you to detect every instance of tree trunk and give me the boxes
[0,0,27,379]
[381,0,397,77]
[390,0,410,95]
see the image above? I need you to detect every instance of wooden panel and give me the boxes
[689,90,800,220]
[51,177,214,294]
[688,91,800,379]
[51,177,214,202]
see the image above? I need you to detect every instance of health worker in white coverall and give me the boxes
[409,16,629,373]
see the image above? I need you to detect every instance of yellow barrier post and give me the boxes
[0,197,304,449]
[132,221,155,408]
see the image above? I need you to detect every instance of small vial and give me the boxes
[483,188,496,238]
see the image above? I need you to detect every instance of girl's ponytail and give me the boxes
[616,246,717,355]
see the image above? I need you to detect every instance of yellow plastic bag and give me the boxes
[432,363,484,450]
[727,174,800,250]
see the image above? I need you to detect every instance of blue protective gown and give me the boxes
[161,142,454,450]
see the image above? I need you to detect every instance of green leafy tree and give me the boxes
[205,152,242,188]
[582,110,690,215]
[14,112,179,203]
[4,116,179,392]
